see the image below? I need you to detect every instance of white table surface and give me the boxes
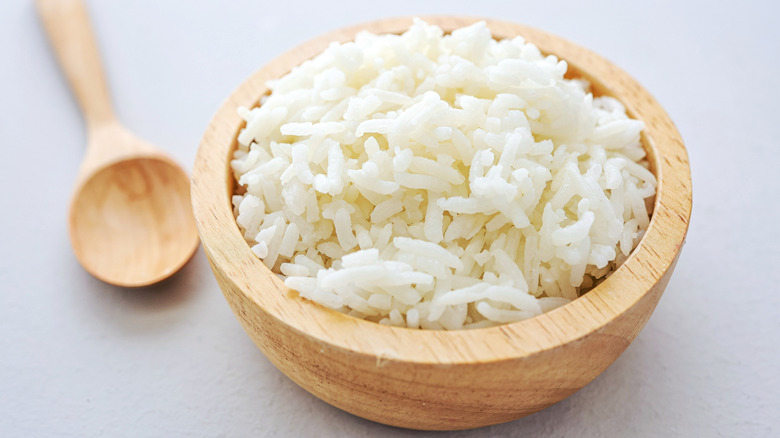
[2,0,778,436]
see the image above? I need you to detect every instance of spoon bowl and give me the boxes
[70,155,197,287]
[38,0,198,286]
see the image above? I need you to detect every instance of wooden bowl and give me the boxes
[192,16,692,431]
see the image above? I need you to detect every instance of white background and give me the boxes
[2,0,778,436]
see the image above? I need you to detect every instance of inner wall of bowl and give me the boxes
[223,28,659,322]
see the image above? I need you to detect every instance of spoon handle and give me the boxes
[36,0,115,128]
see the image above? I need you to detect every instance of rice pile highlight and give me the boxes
[231,19,656,330]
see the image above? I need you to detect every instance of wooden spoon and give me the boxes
[37,0,199,287]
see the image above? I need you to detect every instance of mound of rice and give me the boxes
[231,19,656,330]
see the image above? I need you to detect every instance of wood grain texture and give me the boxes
[192,16,692,430]
[37,0,199,287]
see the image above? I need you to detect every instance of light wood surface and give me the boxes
[192,16,692,430]
[37,0,199,287]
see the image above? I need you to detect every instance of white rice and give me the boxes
[231,19,656,329]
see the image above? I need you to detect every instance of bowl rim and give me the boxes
[192,15,692,366]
